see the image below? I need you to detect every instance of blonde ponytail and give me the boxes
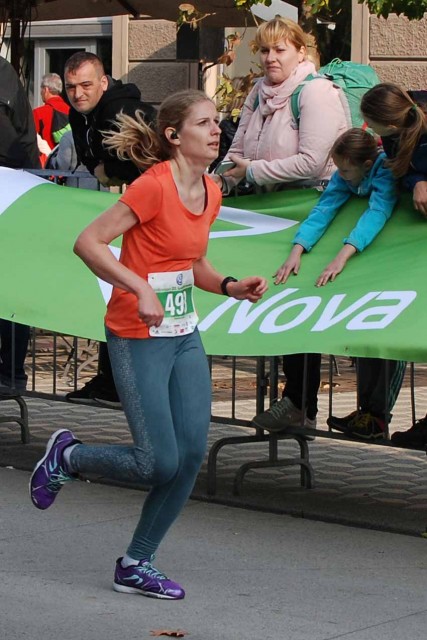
[102,90,214,173]
[102,110,162,172]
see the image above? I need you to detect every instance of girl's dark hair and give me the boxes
[361,83,427,178]
[102,89,212,171]
[330,128,379,166]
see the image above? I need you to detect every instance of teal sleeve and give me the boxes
[344,164,397,252]
[293,171,351,252]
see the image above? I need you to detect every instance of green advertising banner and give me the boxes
[0,168,425,360]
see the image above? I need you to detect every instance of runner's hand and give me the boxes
[137,288,164,327]
[226,276,268,302]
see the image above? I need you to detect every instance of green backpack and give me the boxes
[253,59,380,128]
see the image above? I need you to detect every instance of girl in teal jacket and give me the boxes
[275,127,397,287]
[252,128,401,443]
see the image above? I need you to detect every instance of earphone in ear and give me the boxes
[171,130,179,140]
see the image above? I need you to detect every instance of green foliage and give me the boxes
[213,72,260,115]
[303,0,427,20]
[304,0,330,11]
[233,0,273,8]
[177,3,215,29]
[237,0,427,20]
[359,0,427,20]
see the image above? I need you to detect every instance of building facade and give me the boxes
[3,4,426,109]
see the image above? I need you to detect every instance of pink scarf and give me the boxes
[259,60,317,116]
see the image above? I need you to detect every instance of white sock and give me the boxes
[63,444,78,473]
[121,554,140,568]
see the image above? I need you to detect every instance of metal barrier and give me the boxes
[2,328,422,426]
[1,324,426,492]
[26,168,106,189]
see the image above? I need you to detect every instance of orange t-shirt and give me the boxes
[105,160,222,338]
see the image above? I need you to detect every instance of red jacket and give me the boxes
[33,95,70,150]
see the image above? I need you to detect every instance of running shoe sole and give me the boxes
[112,582,183,599]
[349,431,385,441]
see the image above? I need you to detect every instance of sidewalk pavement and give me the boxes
[1,466,427,640]
[0,387,426,537]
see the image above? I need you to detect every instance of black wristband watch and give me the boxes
[220,276,238,296]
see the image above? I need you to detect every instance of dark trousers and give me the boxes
[0,320,30,385]
[281,354,406,424]
[282,353,321,421]
[357,358,406,421]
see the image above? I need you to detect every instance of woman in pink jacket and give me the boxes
[214,17,349,436]
[217,17,349,193]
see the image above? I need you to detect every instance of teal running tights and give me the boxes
[70,329,211,560]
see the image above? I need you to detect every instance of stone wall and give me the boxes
[369,13,427,89]
[115,17,200,106]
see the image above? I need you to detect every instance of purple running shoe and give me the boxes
[30,429,80,510]
[113,556,185,600]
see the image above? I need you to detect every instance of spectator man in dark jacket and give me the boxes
[63,51,156,407]
[0,56,41,395]
[65,51,156,187]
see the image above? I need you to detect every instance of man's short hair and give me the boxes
[41,73,63,95]
[64,52,105,77]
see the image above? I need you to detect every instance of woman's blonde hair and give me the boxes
[331,128,379,166]
[361,83,427,178]
[254,17,307,55]
[102,89,213,171]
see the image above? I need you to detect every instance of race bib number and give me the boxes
[148,269,198,337]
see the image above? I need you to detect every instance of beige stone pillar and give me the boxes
[112,16,129,81]
[351,0,370,63]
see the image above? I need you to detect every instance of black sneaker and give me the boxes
[327,411,358,433]
[349,413,385,441]
[93,387,122,410]
[66,376,121,410]
[391,415,427,450]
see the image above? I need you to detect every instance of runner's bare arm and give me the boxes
[74,201,163,327]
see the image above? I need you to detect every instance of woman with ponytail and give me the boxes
[361,83,427,215]
[29,89,268,600]
[361,83,427,449]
